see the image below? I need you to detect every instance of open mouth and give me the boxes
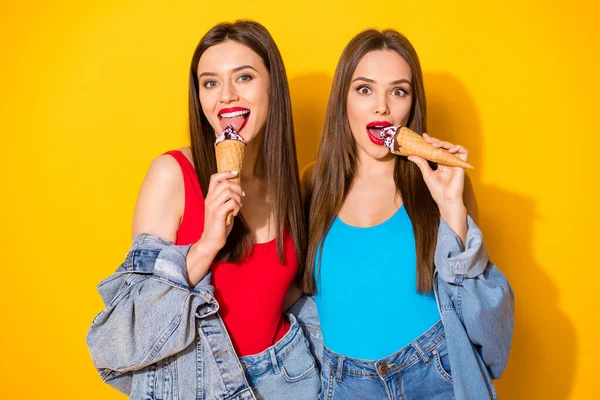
[218,107,250,133]
[366,121,392,145]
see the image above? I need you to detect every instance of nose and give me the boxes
[219,81,239,104]
[374,93,390,115]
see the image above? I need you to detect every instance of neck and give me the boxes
[355,151,396,181]
[241,134,262,180]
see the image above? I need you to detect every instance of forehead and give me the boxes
[352,50,412,82]
[197,40,265,74]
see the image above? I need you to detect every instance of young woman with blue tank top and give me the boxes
[302,29,514,399]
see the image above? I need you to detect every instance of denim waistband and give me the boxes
[239,313,305,375]
[323,320,445,378]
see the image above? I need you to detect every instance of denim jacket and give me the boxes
[86,234,323,399]
[87,215,512,400]
[434,216,514,399]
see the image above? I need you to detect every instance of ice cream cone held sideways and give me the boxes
[379,126,473,169]
[215,125,247,225]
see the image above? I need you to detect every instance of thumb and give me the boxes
[407,155,432,177]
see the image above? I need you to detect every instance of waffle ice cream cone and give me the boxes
[380,126,473,169]
[215,126,246,225]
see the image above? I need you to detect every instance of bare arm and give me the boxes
[132,155,184,242]
[132,155,241,286]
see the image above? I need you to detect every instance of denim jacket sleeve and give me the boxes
[85,233,218,394]
[434,215,515,379]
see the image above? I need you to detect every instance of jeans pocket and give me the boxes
[432,340,453,383]
[280,338,317,383]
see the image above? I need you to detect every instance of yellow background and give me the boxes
[1,0,598,398]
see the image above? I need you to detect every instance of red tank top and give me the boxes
[164,150,295,356]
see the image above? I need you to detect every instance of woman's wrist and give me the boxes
[185,238,219,286]
[439,203,468,248]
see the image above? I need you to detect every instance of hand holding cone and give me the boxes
[215,126,246,225]
[380,126,473,169]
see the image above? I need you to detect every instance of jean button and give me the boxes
[378,363,388,374]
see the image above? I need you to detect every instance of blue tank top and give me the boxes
[314,205,440,360]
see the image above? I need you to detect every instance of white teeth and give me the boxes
[219,110,250,118]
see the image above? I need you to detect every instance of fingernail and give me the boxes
[242,191,246,197]
[231,170,239,175]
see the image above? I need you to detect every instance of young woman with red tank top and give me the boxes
[163,149,296,356]
[87,21,321,400]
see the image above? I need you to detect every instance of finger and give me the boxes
[209,179,245,201]
[423,133,443,144]
[449,144,467,154]
[212,187,243,209]
[427,136,444,148]
[456,146,469,161]
[208,171,239,195]
[437,140,455,150]
[407,155,433,177]
[448,144,461,153]
[217,198,242,220]
[422,133,434,143]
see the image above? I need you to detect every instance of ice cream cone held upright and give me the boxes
[379,126,473,169]
[215,125,246,225]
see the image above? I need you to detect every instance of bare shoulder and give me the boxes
[147,153,185,183]
[178,146,194,164]
[131,154,185,241]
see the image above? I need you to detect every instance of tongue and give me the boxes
[219,115,246,132]
[368,127,382,138]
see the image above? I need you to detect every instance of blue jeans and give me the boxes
[241,313,320,400]
[320,321,454,400]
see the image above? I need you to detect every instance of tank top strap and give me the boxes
[163,150,203,200]
[163,150,205,244]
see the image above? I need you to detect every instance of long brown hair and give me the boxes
[304,29,440,294]
[188,20,306,275]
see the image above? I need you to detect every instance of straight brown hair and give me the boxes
[188,20,306,277]
[303,29,440,294]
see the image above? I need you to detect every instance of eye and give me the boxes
[203,80,218,89]
[357,85,372,95]
[238,74,253,83]
[392,88,408,97]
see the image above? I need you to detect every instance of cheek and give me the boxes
[346,97,361,126]
[252,88,270,125]
[396,100,412,124]
[199,93,215,113]
[346,96,369,132]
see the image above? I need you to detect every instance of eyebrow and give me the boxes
[352,76,412,86]
[198,65,258,79]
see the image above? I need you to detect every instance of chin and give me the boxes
[363,145,392,160]
[240,128,256,143]
[373,151,395,161]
